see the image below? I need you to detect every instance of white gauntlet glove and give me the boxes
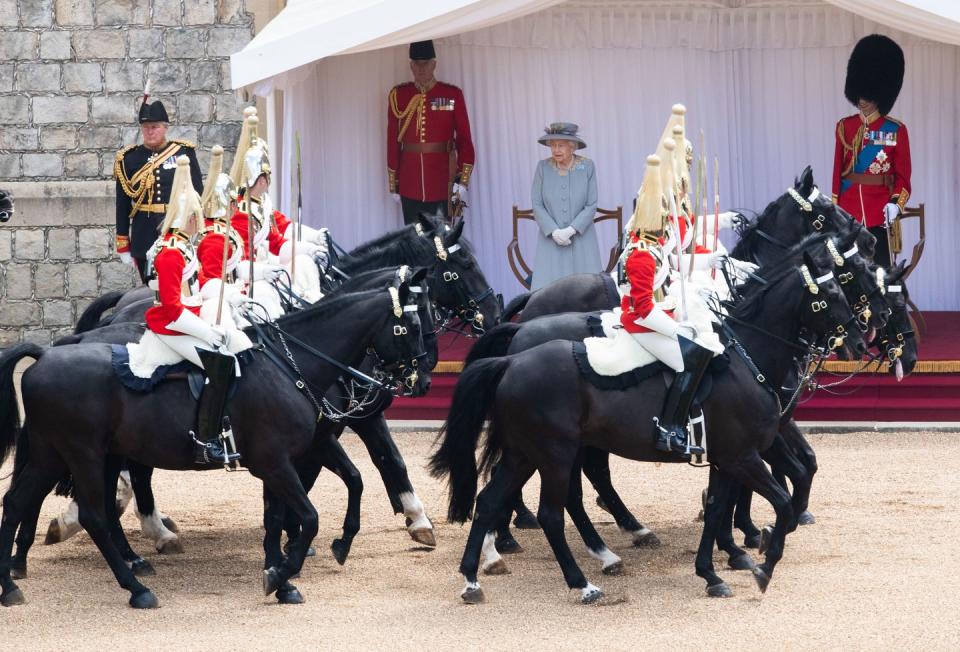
[391,193,401,204]
[452,182,467,197]
[883,203,900,227]
[551,229,571,246]
[119,251,133,266]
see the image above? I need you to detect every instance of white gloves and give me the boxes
[551,226,577,246]
[677,323,697,341]
[260,264,285,282]
[391,193,401,204]
[883,203,900,226]
[711,254,758,276]
[119,251,133,266]
[452,182,467,197]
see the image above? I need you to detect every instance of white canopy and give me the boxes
[232,0,960,92]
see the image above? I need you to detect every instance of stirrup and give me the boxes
[191,431,240,467]
[652,418,704,458]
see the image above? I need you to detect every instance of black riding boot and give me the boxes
[192,349,240,466]
[654,336,713,458]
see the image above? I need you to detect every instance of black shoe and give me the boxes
[193,434,240,466]
[653,336,712,459]
[653,420,704,458]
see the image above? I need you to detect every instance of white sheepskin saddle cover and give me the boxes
[583,311,658,376]
[125,330,190,379]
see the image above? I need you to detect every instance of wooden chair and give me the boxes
[507,206,623,289]
[890,203,926,335]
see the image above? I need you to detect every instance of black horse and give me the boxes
[0,281,427,609]
[0,189,13,223]
[45,217,499,556]
[430,236,866,604]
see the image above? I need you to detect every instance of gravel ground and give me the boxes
[2,429,959,651]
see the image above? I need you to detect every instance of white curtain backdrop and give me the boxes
[278,1,960,309]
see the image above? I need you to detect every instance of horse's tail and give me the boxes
[500,292,530,322]
[74,290,125,333]
[429,356,510,523]
[0,343,44,469]
[463,322,521,367]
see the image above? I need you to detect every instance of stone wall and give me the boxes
[0,1,255,181]
[0,0,262,344]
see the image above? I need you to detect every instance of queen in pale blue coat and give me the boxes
[530,122,601,291]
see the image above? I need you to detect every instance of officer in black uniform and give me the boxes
[115,98,203,283]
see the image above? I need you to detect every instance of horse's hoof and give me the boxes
[706,582,733,598]
[409,528,436,547]
[276,582,305,605]
[1,588,26,607]
[743,533,761,549]
[10,563,26,580]
[494,536,522,555]
[157,538,183,555]
[129,590,159,609]
[482,559,510,576]
[602,561,625,576]
[798,511,816,526]
[581,586,604,604]
[461,586,485,604]
[595,496,611,515]
[752,567,771,593]
[263,567,283,596]
[44,519,63,545]
[513,511,539,530]
[631,530,661,548]
[130,559,156,577]
[331,539,350,566]
[727,554,756,571]
[160,516,179,533]
[759,526,773,555]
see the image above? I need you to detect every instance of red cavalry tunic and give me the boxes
[620,236,674,334]
[387,80,475,202]
[145,233,201,335]
[196,219,244,288]
[230,206,287,260]
[831,113,911,228]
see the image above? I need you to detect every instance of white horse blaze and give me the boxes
[587,545,622,570]
[399,492,431,531]
[139,510,179,551]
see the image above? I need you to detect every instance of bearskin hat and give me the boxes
[844,35,905,115]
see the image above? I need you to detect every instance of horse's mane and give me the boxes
[728,232,830,322]
[335,230,436,276]
[347,223,425,259]
[730,196,786,261]
[336,267,397,292]
[269,288,383,330]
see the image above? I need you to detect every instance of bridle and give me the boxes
[827,239,886,331]
[430,235,495,336]
[875,272,914,363]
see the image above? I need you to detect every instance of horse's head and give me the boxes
[397,265,436,394]
[368,273,430,398]
[800,247,866,356]
[876,262,917,379]
[792,167,878,258]
[0,189,13,223]
[827,229,889,333]
[428,219,501,334]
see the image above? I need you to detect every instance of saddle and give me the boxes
[111,344,247,401]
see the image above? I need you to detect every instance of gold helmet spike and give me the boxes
[201,144,224,216]
[160,156,204,237]
[626,155,666,236]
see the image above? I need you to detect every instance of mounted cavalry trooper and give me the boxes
[115,85,203,283]
[229,110,326,316]
[620,154,724,458]
[832,34,911,268]
[128,156,252,465]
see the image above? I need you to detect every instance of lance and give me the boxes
[246,116,259,300]
[711,157,720,281]
[688,130,706,279]
[292,132,304,283]
[668,188,688,322]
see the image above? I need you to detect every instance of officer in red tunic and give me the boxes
[832,34,911,268]
[620,154,710,458]
[387,40,475,224]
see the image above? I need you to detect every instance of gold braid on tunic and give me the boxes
[114,141,184,217]
[389,87,425,143]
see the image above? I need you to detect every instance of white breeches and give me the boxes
[630,331,684,372]
[155,332,251,371]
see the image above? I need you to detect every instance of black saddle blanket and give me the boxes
[111,345,248,399]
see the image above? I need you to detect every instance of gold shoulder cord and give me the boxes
[115,141,183,217]
[389,86,425,143]
[837,120,866,178]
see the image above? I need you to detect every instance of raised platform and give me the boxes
[386,312,960,424]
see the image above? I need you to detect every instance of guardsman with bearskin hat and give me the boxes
[115,82,203,282]
[387,39,475,224]
[832,34,911,268]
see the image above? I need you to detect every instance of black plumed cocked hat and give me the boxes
[844,34,905,115]
[138,100,169,123]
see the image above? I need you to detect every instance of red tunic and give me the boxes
[831,113,911,228]
[387,80,475,202]
[145,236,201,335]
[619,237,674,334]
[230,208,286,260]
[196,219,239,288]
